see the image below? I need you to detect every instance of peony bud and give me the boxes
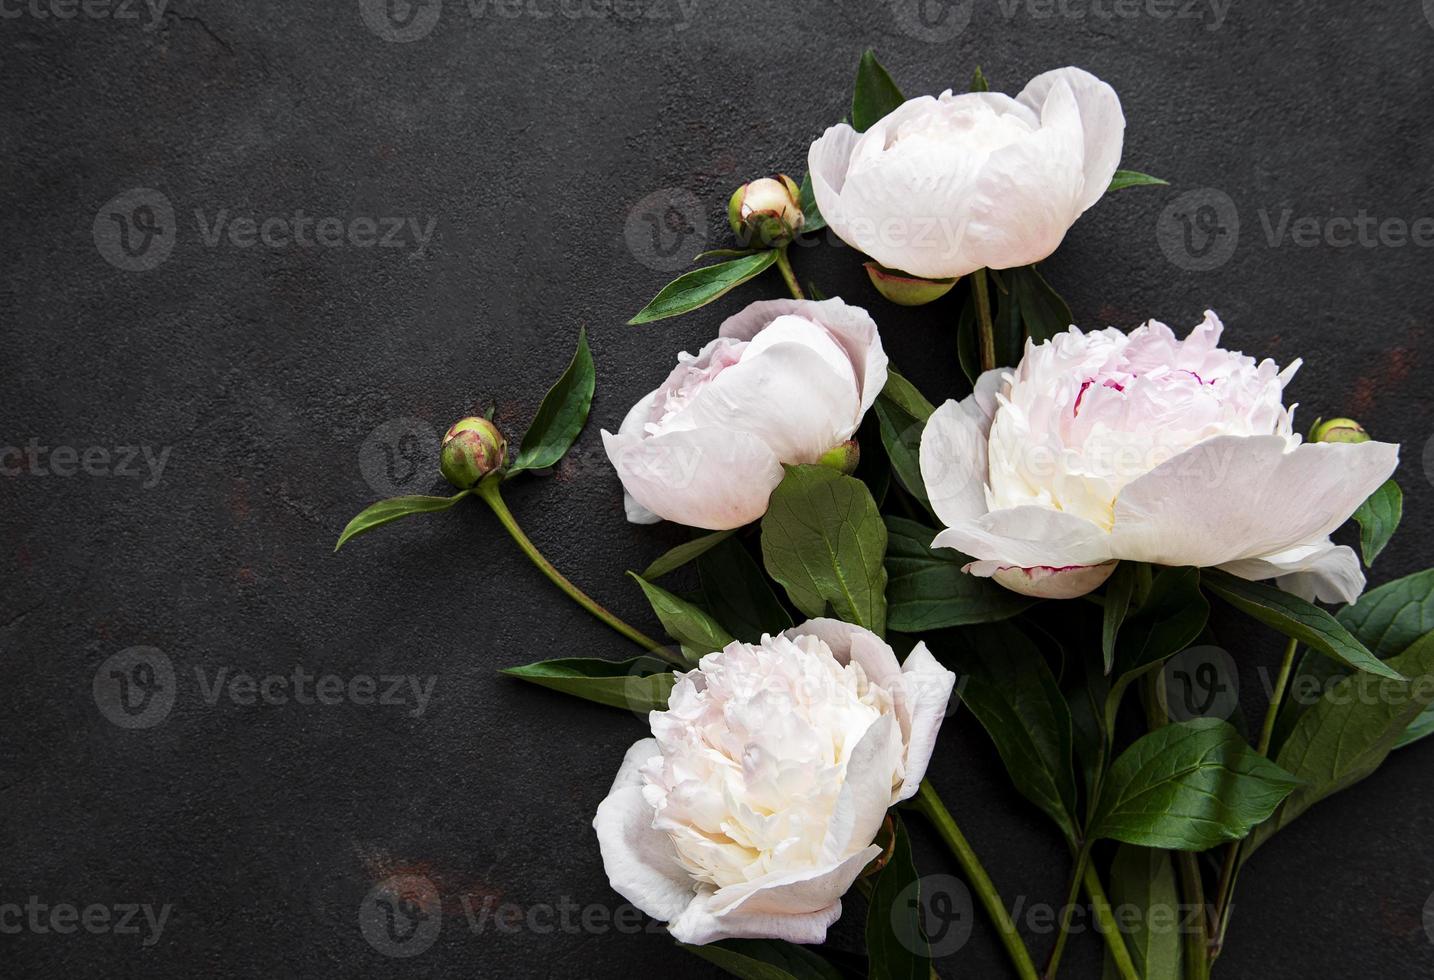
[728,175,805,248]
[440,416,507,488]
[864,262,959,307]
[1309,417,1371,444]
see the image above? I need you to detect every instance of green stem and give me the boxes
[1143,675,1212,979]
[972,267,997,372]
[1043,840,1092,979]
[774,246,805,300]
[911,780,1039,980]
[476,478,677,664]
[1082,862,1140,980]
[1210,637,1298,961]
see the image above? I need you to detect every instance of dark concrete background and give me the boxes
[3,0,1432,976]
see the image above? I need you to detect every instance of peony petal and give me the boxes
[1016,66,1125,212]
[821,713,900,862]
[1219,539,1366,605]
[681,341,862,463]
[602,426,783,530]
[718,298,888,417]
[668,884,851,946]
[932,505,1113,568]
[593,739,695,924]
[1110,436,1399,567]
[962,76,1087,271]
[893,643,957,801]
[921,398,992,527]
[991,561,1118,599]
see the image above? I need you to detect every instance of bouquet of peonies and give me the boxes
[337,53,1426,979]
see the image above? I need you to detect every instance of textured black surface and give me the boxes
[3,0,1433,976]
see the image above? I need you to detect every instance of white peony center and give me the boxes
[640,634,896,890]
[985,315,1301,529]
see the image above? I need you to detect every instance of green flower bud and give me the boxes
[817,440,861,475]
[864,262,959,307]
[440,416,507,488]
[728,175,805,248]
[1309,417,1371,444]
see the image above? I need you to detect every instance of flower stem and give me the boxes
[1209,636,1298,960]
[1082,861,1140,980]
[1043,840,1091,978]
[774,246,805,300]
[475,478,677,664]
[972,267,997,372]
[911,779,1039,980]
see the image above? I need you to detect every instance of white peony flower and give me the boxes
[920,311,1400,602]
[592,620,956,945]
[603,298,888,530]
[807,67,1124,280]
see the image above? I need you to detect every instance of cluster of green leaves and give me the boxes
[334,329,596,551]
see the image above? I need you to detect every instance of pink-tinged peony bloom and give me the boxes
[808,67,1125,280]
[603,298,888,530]
[920,311,1399,602]
[592,620,956,945]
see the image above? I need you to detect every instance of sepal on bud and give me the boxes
[728,175,805,249]
[441,416,507,488]
[1309,417,1371,444]
[864,262,959,307]
[817,440,861,475]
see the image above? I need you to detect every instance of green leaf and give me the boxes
[944,623,1079,840]
[1272,567,1434,751]
[761,465,888,634]
[1108,170,1169,191]
[507,328,596,475]
[1106,846,1183,980]
[629,251,778,324]
[1396,703,1434,749]
[970,64,989,92]
[1101,562,1137,675]
[681,939,849,980]
[500,656,674,713]
[1203,570,1402,680]
[1006,265,1073,344]
[1091,718,1300,850]
[630,573,734,662]
[884,517,1036,631]
[334,491,469,551]
[694,248,758,261]
[1338,567,1434,658]
[873,397,932,517]
[866,814,932,980]
[697,537,793,642]
[880,368,935,422]
[640,529,737,580]
[797,172,827,235]
[1104,568,1209,731]
[851,49,905,133]
[1352,479,1402,566]
[1248,631,1434,853]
